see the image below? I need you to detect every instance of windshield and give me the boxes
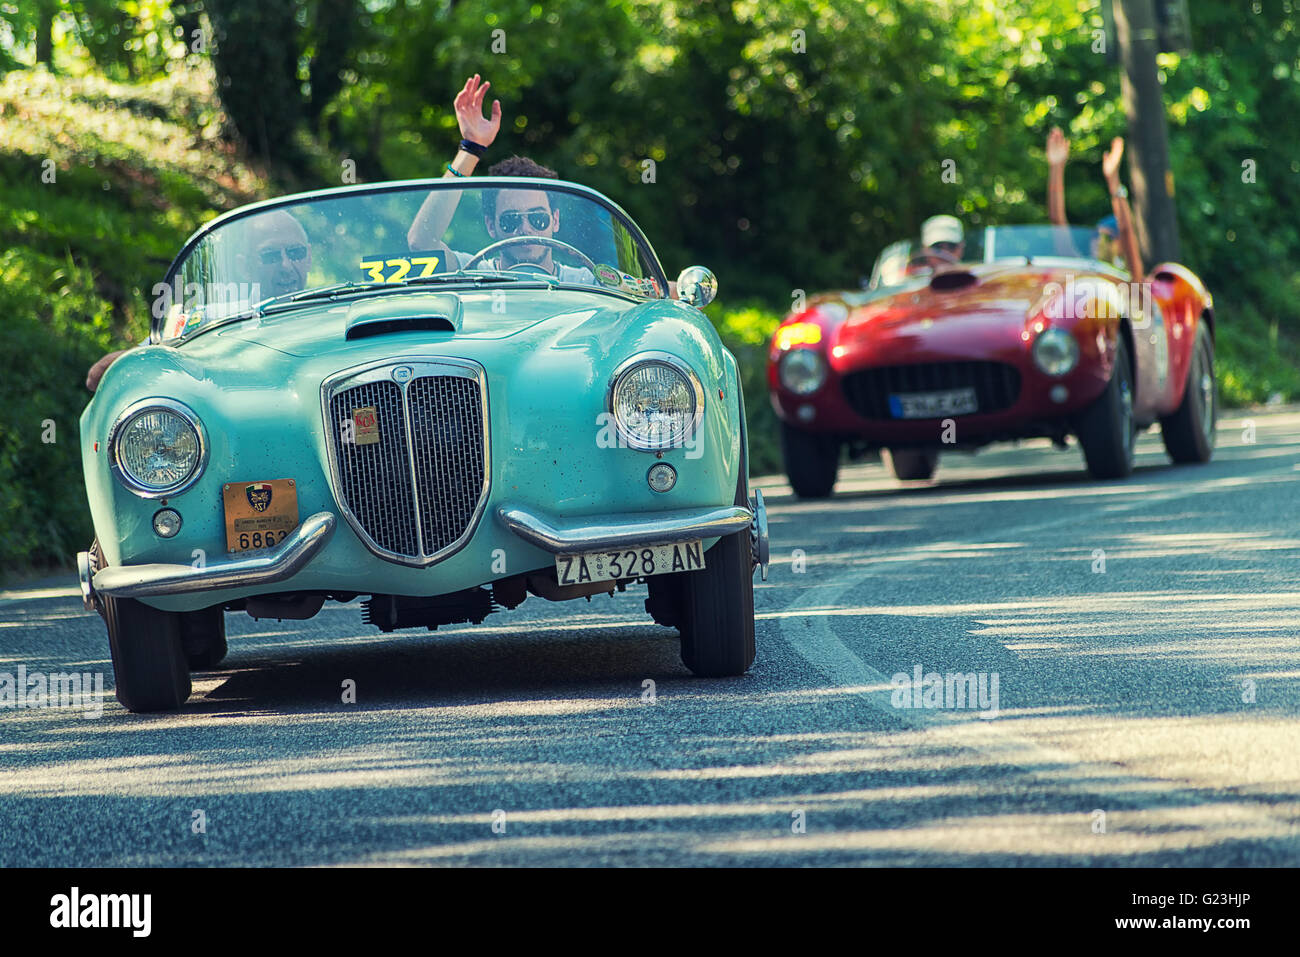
[868,224,1117,291]
[155,179,667,341]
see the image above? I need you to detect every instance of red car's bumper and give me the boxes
[769,328,1116,447]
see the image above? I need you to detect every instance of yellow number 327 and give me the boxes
[359,255,442,283]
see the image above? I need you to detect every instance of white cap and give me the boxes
[921,214,964,248]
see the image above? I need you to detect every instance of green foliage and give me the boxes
[0,67,267,574]
[706,301,783,476]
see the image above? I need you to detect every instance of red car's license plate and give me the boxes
[889,388,978,419]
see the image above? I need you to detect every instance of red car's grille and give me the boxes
[841,361,1021,419]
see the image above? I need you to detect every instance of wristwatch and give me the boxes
[1111,185,1128,199]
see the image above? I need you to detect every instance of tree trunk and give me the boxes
[1114,0,1181,266]
[35,0,55,69]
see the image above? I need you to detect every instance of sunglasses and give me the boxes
[258,244,308,265]
[931,241,960,252]
[497,210,552,234]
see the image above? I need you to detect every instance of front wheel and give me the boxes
[1160,322,1216,464]
[885,448,939,481]
[182,606,228,671]
[647,474,757,677]
[1075,334,1136,479]
[103,596,191,712]
[781,422,840,498]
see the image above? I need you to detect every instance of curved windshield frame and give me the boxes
[153,178,669,343]
[868,224,1127,292]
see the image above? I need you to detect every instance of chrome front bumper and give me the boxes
[497,503,753,554]
[82,511,336,604]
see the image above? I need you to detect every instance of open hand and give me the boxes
[454,74,501,148]
[1102,136,1125,185]
[1046,126,1069,166]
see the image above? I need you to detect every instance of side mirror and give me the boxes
[676,266,717,308]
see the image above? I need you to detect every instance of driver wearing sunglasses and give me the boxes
[242,210,313,300]
[465,181,594,284]
[87,210,315,393]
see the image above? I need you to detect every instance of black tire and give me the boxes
[182,606,228,671]
[1075,334,1136,479]
[781,422,840,498]
[886,448,939,481]
[1160,322,1216,464]
[103,596,192,712]
[648,471,756,677]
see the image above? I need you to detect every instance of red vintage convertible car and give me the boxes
[768,225,1216,496]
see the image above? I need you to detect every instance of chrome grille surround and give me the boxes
[321,358,490,567]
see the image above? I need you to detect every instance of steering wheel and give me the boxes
[907,247,963,268]
[460,236,599,274]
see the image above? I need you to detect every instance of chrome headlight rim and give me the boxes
[779,347,828,395]
[1032,328,1080,377]
[606,351,706,452]
[108,397,208,499]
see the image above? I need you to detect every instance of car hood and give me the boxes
[210,288,625,357]
[88,285,723,412]
[844,264,1067,336]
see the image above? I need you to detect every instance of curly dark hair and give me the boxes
[481,155,559,220]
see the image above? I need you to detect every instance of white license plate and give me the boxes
[889,387,978,419]
[556,541,705,585]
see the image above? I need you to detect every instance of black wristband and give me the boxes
[459,139,487,158]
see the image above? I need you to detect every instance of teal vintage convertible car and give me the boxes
[78,178,768,712]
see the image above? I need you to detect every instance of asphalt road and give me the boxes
[3,409,1299,866]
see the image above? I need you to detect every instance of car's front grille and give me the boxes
[841,361,1021,419]
[326,362,488,564]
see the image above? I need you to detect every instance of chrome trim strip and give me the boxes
[77,550,95,611]
[107,397,210,500]
[92,512,336,598]
[497,504,751,554]
[320,357,491,568]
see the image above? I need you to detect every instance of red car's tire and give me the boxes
[103,595,192,713]
[1160,322,1216,464]
[885,448,939,481]
[1075,334,1136,479]
[781,422,840,498]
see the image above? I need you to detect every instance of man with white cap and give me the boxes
[918,214,966,268]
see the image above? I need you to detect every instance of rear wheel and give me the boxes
[781,422,840,498]
[103,596,191,712]
[1160,322,1216,464]
[182,606,228,671]
[885,448,939,481]
[1075,334,1135,479]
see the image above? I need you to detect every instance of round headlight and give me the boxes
[609,355,703,450]
[1032,328,1079,377]
[779,348,827,395]
[111,400,206,497]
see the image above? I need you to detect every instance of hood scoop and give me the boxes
[344,292,463,340]
[929,270,978,292]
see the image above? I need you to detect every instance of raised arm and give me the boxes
[1046,126,1069,226]
[1102,136,1144,280]
[407,75,502,252]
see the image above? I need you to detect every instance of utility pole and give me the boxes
[1113,0,1181,265]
